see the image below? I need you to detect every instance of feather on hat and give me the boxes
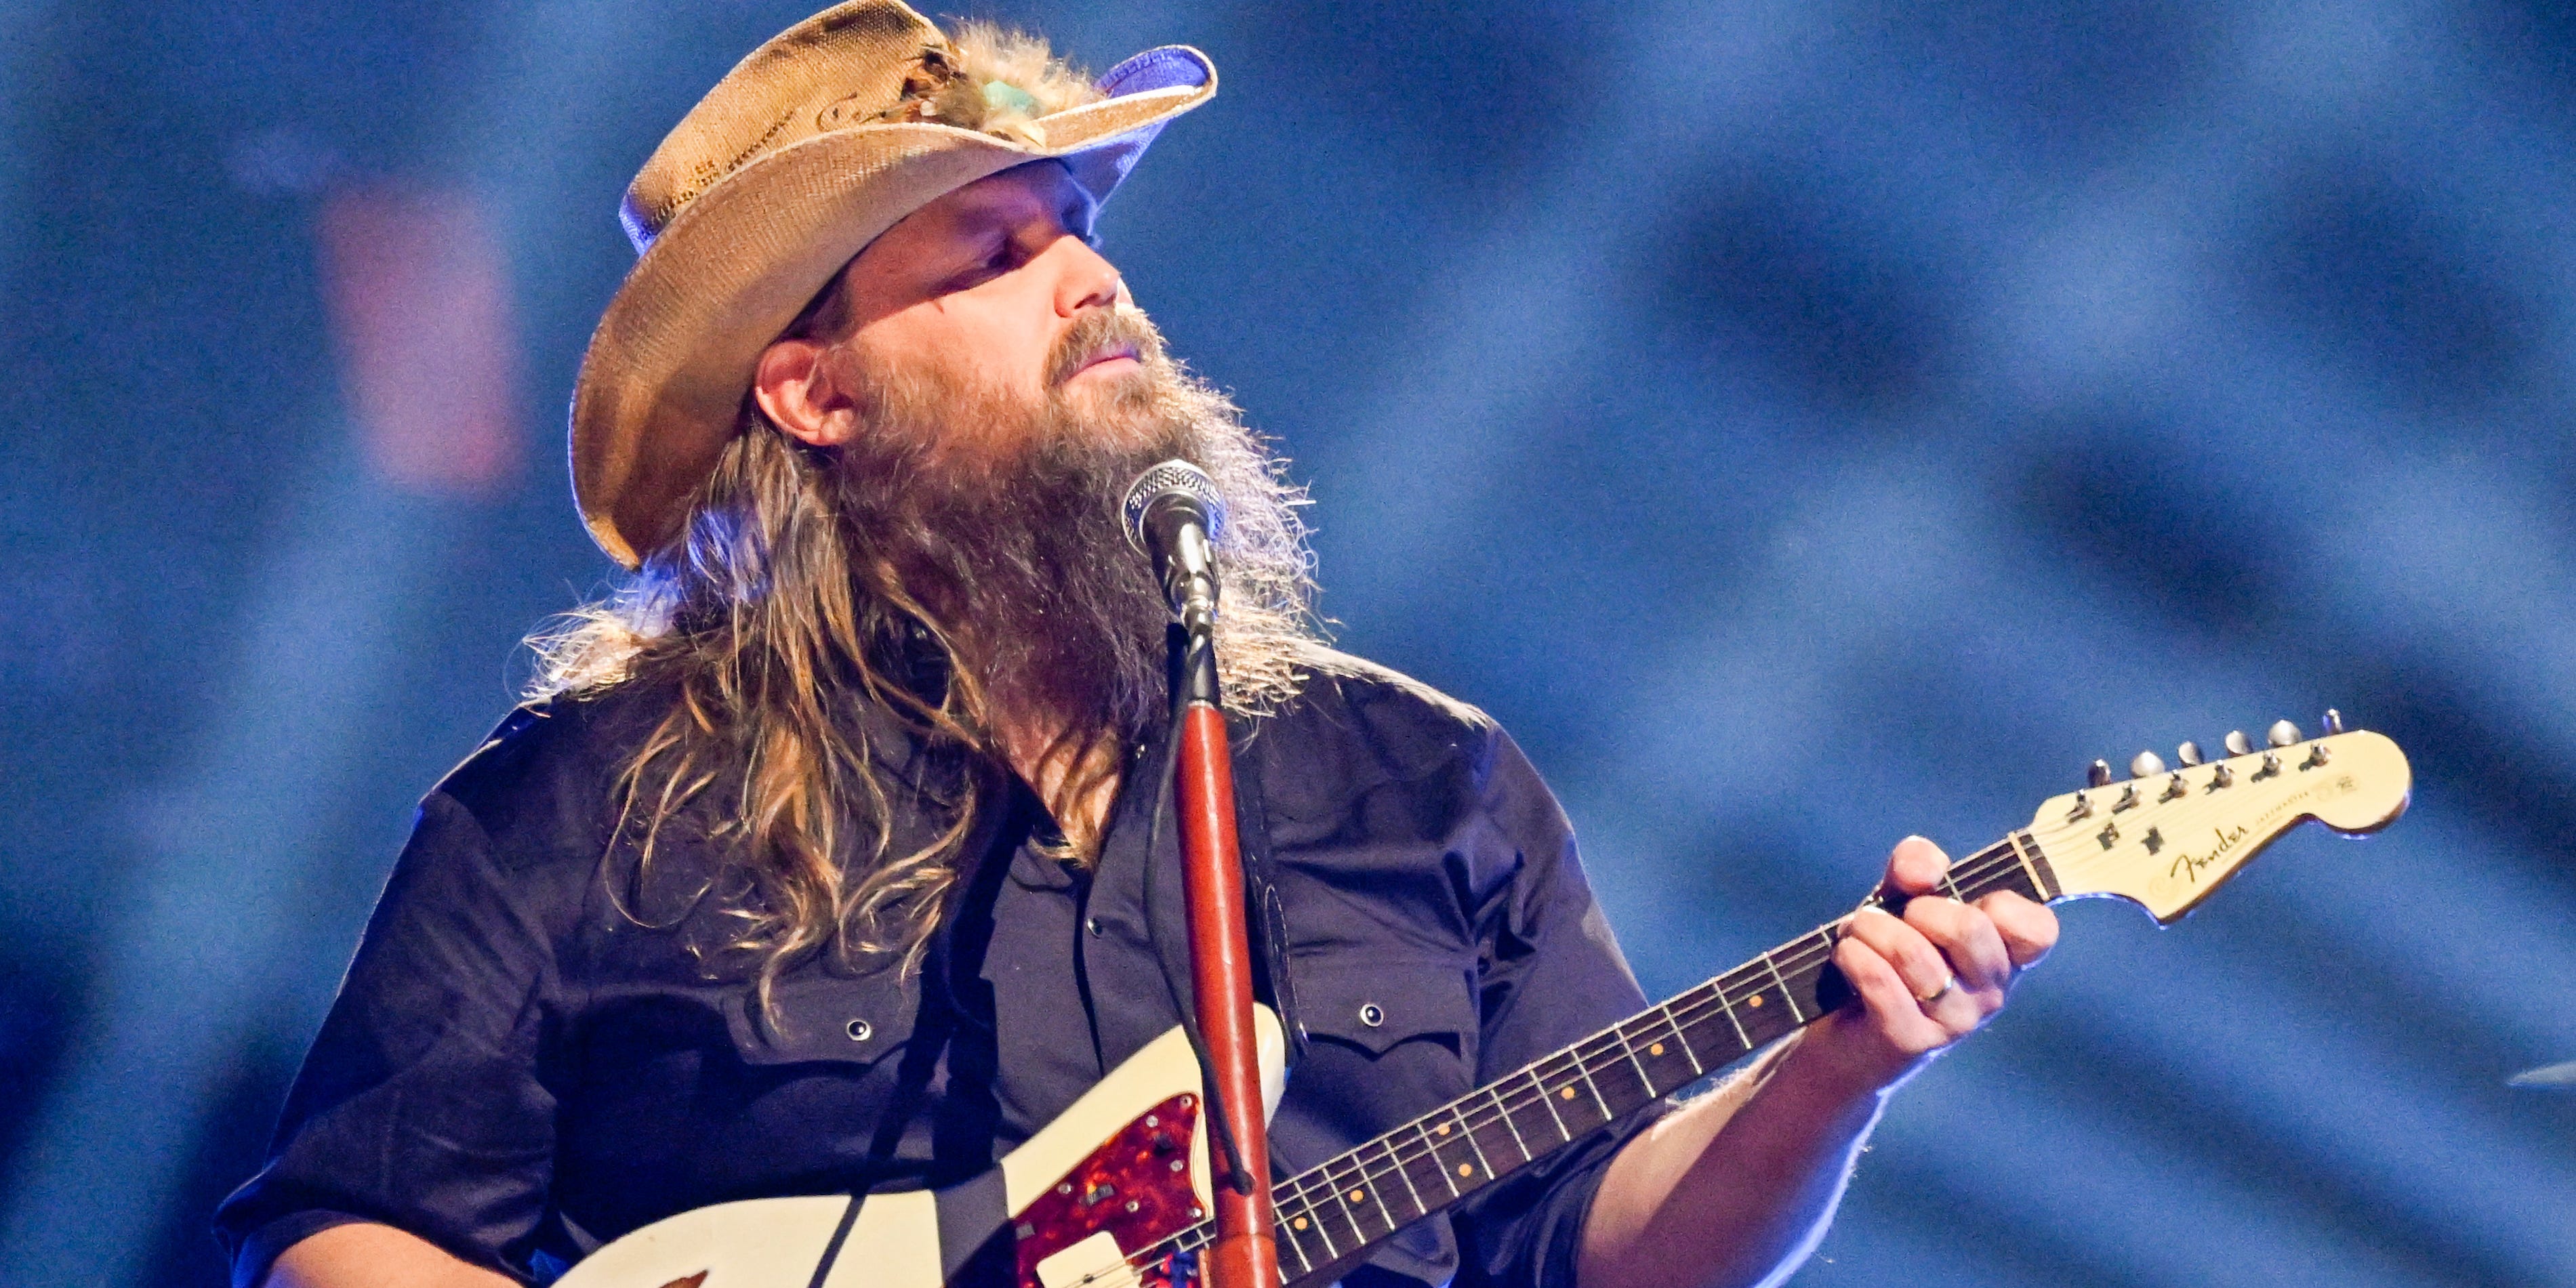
[571,1,1215,568]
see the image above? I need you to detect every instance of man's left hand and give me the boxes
[1798,835,2060,1096]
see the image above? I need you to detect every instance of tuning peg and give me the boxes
[2224,730,2253,757]
[2131,750,2167,778]
[2177,741,2204,767]
[2267,719,2301,748]
[2088,759,2112,789]
[2322,708,2344,735]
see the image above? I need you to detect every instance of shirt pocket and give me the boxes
[720,964,920,1068]
[1288,957,1478,1121]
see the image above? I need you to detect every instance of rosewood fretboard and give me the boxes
[1124,830,2060,1288]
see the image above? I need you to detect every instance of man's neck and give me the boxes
[994,715,1124,863]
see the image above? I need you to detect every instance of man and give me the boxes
[217,5,2057,1287]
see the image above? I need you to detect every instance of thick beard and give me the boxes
[823,306,1315,753]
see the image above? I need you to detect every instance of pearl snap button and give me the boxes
[1086,917,1105,937]
[1358,1003,1385,1028]
[846,1018,874,1042]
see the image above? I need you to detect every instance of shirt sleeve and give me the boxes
[1446,726,1671,1288]
[213,789,563,1287]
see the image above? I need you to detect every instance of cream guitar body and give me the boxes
[557,1008,1284,1288]
[557,720,2411,1288]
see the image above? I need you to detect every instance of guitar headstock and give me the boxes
[2027,713,2411,923]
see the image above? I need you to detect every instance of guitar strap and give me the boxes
[803,783,1010,1288]
[1224,715,1308,1068]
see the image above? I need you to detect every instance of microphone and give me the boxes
[1122,460,1227,634]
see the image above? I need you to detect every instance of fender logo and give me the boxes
[2169,824,2249,886]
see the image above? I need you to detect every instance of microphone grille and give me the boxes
[1121,459,1227,553]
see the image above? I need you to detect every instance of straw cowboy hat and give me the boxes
[569,0,1216,568]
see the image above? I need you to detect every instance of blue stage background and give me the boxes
[3,1,2573,1283]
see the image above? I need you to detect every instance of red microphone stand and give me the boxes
[1167,567,1277,1288]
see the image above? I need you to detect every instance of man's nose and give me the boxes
[1048,234,1122,317]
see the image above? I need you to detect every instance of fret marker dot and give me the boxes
[1436,1123,1450,1136]
[1349,1190,1366,1203]
[1294,1217,1308,1230]
[1559,1087,1575,1100]
[1749,995,1765,1007]
[1650,1043,1665,1056]
[1458,1164,1474,1178]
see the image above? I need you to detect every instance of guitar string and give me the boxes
[1265,842,2033,1226]
[1261,837,2039,1260]
[1096,837,2044,1283]
[1189,732,2369,1278]
[1079,836,2046,1285]
[1120,766,2339,1284]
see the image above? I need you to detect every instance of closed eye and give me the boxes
[936,232,1017,293]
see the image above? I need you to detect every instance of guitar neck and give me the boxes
[1260,830,2060,1287]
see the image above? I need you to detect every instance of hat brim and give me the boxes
[571,47,1215,569]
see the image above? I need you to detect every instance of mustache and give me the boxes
[1044,306,1164,388]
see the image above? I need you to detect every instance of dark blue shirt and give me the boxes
[214,648,1663,1288]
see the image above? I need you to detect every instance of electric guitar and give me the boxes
[560,718,2411,1288]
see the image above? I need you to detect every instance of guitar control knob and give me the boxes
[2268,720,2300,748]
[2322,708,2345,734]
[2224,730,2253,757]
[2131,750,2166,778]
[2177,741,2204,767]
[2088,759,2112,789]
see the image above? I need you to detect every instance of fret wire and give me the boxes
[1274,1159,1322,1226]
[1359,1155,1398,1230]
[1330,1150,1389,1232]
[1415,1121,1460,1197]
[1280,1218,1315,1276]
[1383,1135,1426,1216]
[1305,1188,1342,1260]
[1711,978,1753,1049]
[1760,950,1806,1023]
[2009,831,2055,898]
[1453,1104,1495,1179]
[1486,1083,1532,1161]
[1611,1022,1656,1097]
[1328,1169,1369,1247]
[1305,1155,1353,1235]
[1660,999,1705,1077]
[1528,1066,1572,1140]
[1259,829,2054,1266]
[1570,1045,1614,1118]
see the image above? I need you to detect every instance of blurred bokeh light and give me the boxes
[2,1,2573,1285]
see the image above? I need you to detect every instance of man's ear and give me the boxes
[752,337,859,446]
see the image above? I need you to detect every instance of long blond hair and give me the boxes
[534,415,999,1014]
[532,338,1317,1021]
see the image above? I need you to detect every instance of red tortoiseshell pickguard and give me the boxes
[1011,1092,1205,1288]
